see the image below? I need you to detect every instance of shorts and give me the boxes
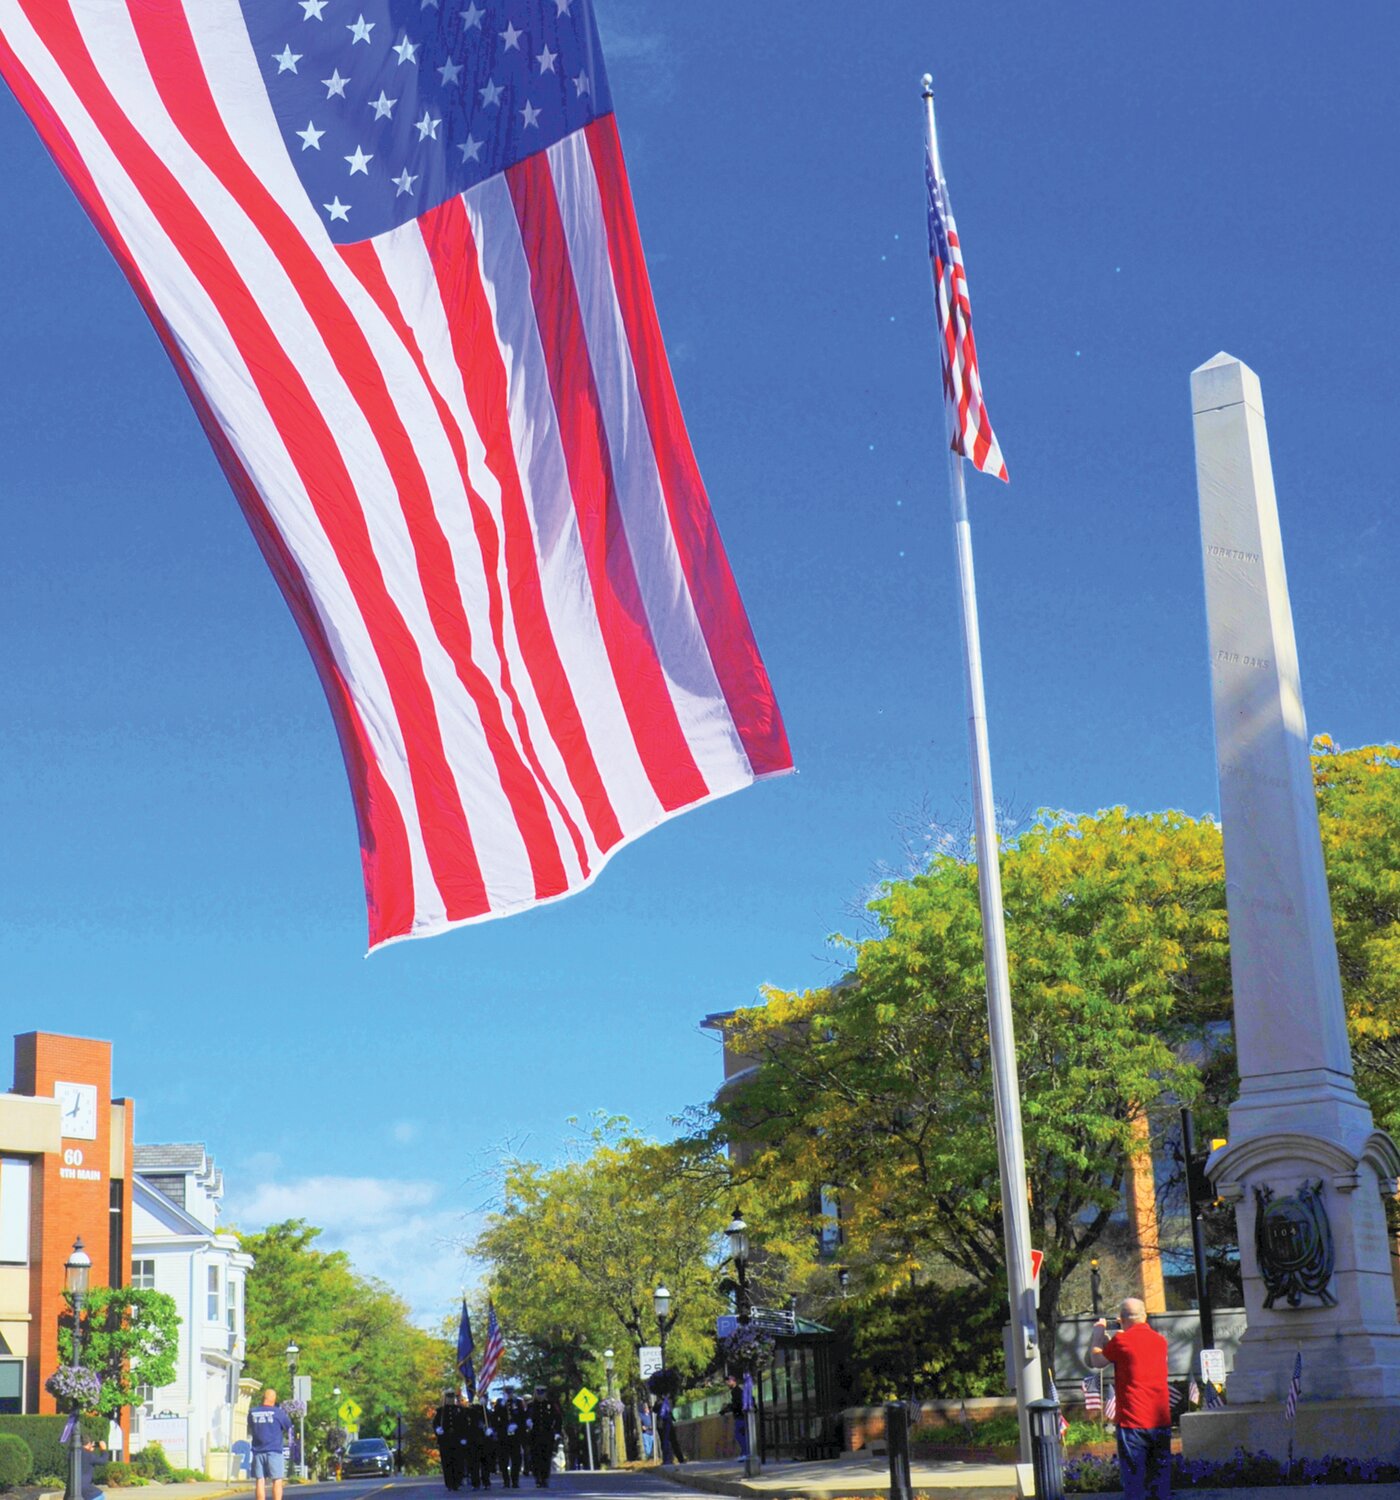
[250,1452,286,1480]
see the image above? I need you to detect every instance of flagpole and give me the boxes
[922,73,1044,1466]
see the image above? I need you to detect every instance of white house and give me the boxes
[130,1144,255,1476]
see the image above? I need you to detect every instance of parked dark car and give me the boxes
[341,1437,394,1478]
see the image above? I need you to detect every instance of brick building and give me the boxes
[0,1032,135,1415]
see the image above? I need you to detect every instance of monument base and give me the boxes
[1182,1400,1400,1465]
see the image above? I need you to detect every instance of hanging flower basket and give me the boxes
[282,1400,307,1419]
[597,1396,624,1419]
[717,1323,774,1372]
[45,1366,103,1410]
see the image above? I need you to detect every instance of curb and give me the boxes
[649,1467,1017,1500]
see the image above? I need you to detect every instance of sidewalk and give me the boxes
[650,1455,1019,1500]
[649,1458,1400,1500]
[41,1484,255,1500]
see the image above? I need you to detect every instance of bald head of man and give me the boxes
[1120,1298,1147,1325]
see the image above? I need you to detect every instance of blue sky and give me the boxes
[2,2,1397,1322]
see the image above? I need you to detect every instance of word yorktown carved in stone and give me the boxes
[1254,1179,1336,1309]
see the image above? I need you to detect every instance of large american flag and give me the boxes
[924,146,1007,482]
[476,1301,505,1396]
[0,0,792,949]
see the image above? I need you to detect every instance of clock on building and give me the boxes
[56,1080,98,1140]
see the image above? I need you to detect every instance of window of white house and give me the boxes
[226,1276,237,1332]
[131,1259,156,1290]
[0,1358,23,1415]
[207,1265,220,1321]
[0,1159,31,1265]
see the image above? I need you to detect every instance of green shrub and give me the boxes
[0,1413,107,1476]
[0,1433,33,1490]
[0,1417,68,1478]
[132,1441,175,1481]
[171,1468,208,1482]
[96,1460,147,1487]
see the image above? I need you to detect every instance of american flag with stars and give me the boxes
[1284,1351,1302,1423]
[0,0,792,949]
[476,1301,506,1397]
[924,144,1007,482]
[1081,1373,1102,1414]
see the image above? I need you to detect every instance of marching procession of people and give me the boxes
[432,1385,563,1492]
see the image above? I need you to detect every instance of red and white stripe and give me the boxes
[477,1304,505,1397]
[927,151,1007,483]
[0,0,792,948]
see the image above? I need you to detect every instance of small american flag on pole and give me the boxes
[1284,1351,1302,1423]
[1103,1385,1116,1424]
[1188,1376,1201,1407]
[477,1301,505,1397]
[924,134,1007,482]
[1081,1374,1102,1414]
[0,0,792,950]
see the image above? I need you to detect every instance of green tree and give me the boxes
[474,1118,733,1414]
[1314,739,1400,1132]
[717,807,1231,1358]
[236,1220,451,1473]
[59,1288,179,1415]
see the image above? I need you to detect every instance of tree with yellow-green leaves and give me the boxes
[237,1220,451,1472]
[473,1116,779,1427]
[716,806,1233,1363]
[715,742,1400,1375]
[1314,739,1400,1133]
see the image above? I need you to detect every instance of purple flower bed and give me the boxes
[1064,1448,1400,1493]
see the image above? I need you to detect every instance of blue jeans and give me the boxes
[1116,1425,1171,1500]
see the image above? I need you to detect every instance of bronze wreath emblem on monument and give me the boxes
[1254,1178,1336,1308]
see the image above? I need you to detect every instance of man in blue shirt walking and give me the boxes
[248,1389,293,1500]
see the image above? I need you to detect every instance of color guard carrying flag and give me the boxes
[477,1302,506,1400]
[457,1300,476,1399]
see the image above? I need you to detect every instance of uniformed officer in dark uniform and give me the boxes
[525,1387,559,1487]
[465,1392,493,1490]
[433,1390,470,1491]
[494,1388,527,1488]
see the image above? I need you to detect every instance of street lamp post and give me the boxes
[285,1342,305,1480]
[651,1287,678,1466]
[1089,1261,1102,1320]
[725,1210,761,1479]
[64,1239,92,1500]
[652,1287,675,1371]
[602,1349,621,1467]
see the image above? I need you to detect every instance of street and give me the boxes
[292,1473,710,1500]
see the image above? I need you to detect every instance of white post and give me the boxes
[922,76,1044,1467]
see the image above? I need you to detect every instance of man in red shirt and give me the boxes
[1089,1298,1171,1500]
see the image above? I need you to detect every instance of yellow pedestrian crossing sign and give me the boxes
[338,1397,362,1426]
[572,1387,597,1422]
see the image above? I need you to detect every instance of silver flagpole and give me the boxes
[921,74,1044,1467]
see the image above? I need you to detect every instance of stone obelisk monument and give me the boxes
[1182,353,1400,1460]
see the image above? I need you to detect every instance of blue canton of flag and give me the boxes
[242,0,613,242]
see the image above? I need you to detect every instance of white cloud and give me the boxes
[224,1174,484,1329]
